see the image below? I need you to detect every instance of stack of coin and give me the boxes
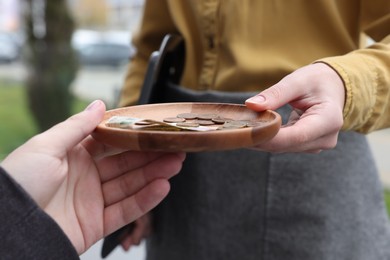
[162,113,264,130]
[106,114,265,132]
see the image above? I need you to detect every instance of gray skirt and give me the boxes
[145,85,390,260]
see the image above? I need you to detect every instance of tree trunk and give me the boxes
[25,0,78,131]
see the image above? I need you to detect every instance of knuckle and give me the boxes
[316,133,339,151]
[292,131,311,145]
[117,152,133,173]
[267,84,284,100]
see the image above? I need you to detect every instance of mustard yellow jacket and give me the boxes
[119,0,390,133]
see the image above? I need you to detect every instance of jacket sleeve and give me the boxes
[319,0,390,133]
[0,167,79,259]
[119,0,178,107]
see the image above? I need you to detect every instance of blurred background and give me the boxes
[0,0,389,259]
[0,0,144,259]
[0,0,142,156]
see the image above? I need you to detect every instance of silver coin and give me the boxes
[223,121,247,128]
[177,113,198,120]
[196,113,218,120]
[195,120,215,126]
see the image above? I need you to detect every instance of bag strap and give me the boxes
[138,34,185,105]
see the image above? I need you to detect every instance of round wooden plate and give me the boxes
[92,102,281,152]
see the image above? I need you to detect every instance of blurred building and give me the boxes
[0,0,144,35]
[106,0,144,31]
[0,0,22,32]
[67,0,144,31]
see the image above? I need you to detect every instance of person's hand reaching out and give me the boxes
[1,100,185,254]
[246,63,345,153]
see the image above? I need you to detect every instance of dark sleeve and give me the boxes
[0,167,79,260]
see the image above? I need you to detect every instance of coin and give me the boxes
[212,117,231,124]
[177,113,198,120]
[196,113,218,120]
[222,121,248,129]
[195,120,215,126]
[163,117,186,123]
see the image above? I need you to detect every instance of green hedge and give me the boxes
[0,81,88,159]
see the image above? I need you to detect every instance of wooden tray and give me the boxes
[92,102,281,152]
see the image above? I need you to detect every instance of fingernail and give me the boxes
[85,100,101,111]
[246,95,266,104]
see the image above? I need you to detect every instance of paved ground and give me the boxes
[2,62,390,259]
[70,65,128,108]
[367,129,390,186]
[80,240,145,260]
